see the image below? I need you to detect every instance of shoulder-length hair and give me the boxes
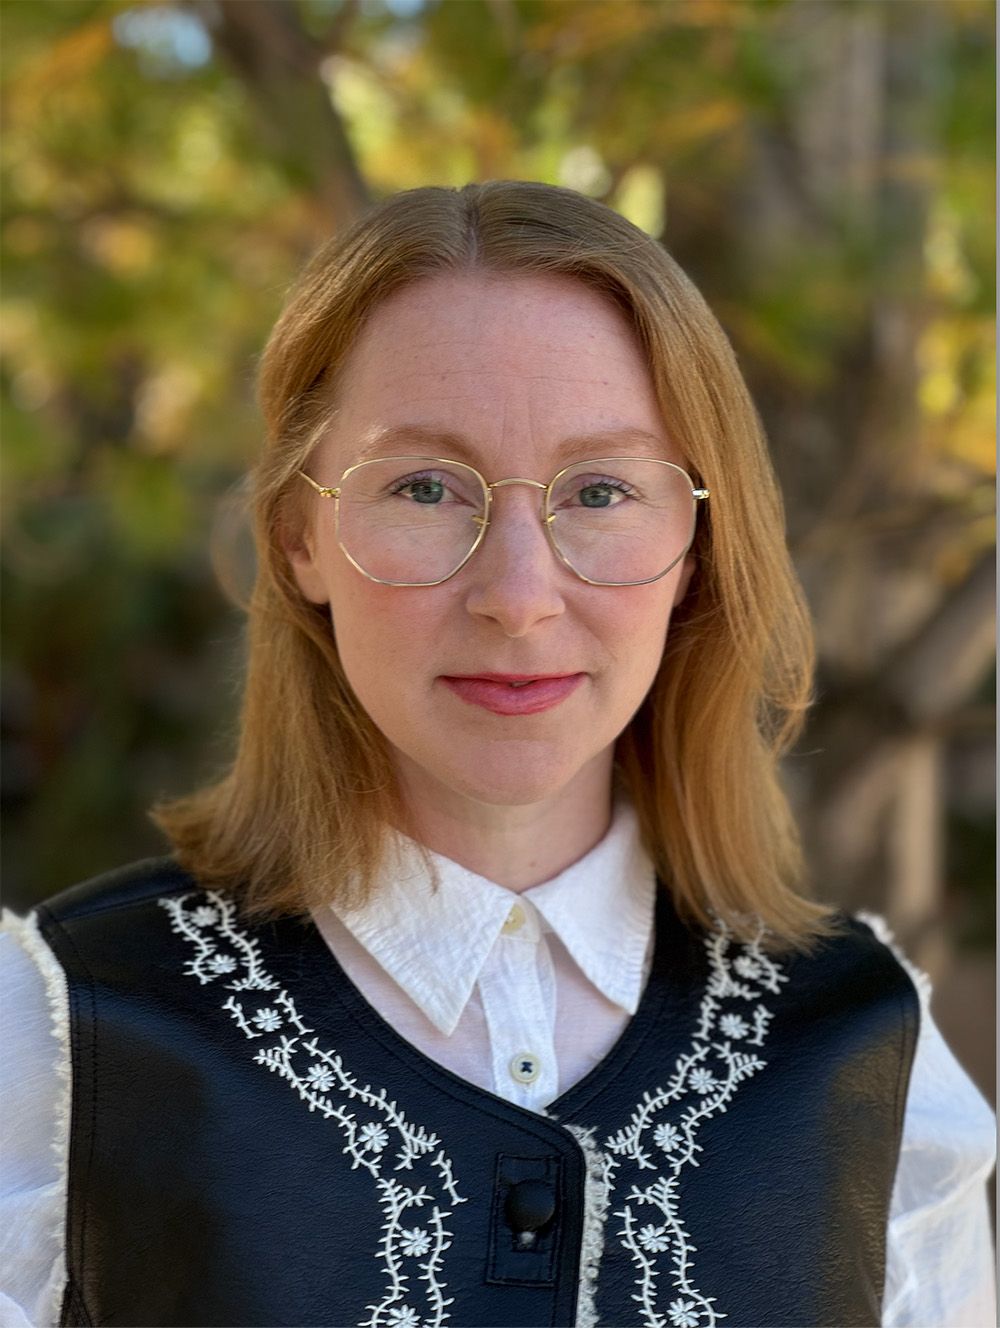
[155,181,833,947]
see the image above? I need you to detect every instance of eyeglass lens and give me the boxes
[336,457,697,586]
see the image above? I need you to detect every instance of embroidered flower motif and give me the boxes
[734,955,761,980]
[305,1063,335,1092]
[359,1121,389,1153]
[687,1066,719,1095]
[386,1306,420,1328]
[162,890,465,1328]
[604,925,788,1328]
[719,1013,749,1039]
[399,1227,432,1258]
[252,1007,282,1032]
[638,1224,671,1253]
[653,1122,681,1153]
[668,1299,700,1327]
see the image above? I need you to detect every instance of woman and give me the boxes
[1,182,994,1328]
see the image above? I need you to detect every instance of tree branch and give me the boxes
[204,0,370,232]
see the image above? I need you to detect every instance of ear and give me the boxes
[281,521,330,605]
[672,554,696,607]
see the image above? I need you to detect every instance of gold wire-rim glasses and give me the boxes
[297,455,710,588]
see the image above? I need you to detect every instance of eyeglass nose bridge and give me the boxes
[487,477,548,491]
[471,475,551,530]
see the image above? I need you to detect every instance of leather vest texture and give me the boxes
[35,858,919,1328]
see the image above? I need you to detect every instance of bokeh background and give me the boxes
[1,0,995,1103]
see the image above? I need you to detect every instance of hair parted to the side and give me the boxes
[154,180,834,948]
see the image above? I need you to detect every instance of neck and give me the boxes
[392,756,615,892]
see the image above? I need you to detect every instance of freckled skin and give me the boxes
[288,272,692,858]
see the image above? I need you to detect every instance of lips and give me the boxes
[439,672,586,716]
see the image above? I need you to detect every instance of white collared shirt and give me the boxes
[0,803,995,1326]
[317,802,654,1111]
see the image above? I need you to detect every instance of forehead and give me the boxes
[349,269,639,366]
[319,271,676,473]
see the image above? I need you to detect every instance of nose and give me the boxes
[463,485,567,637]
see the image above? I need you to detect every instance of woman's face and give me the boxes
[289,272,693,818]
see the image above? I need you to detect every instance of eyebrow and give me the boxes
[350,424,672,473]
[353,425,475,465]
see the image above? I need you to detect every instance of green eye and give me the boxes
[410,480,445,504]
[579,484,614,508]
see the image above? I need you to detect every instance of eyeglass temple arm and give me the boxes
[298,471,339,498]
[693,487,709,500]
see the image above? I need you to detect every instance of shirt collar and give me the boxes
[523,802,655,1016]
[328,801,656,1036]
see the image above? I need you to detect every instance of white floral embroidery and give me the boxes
[669,1298,701,1328]
[360,1122,390,1154]
[160,890,466,1328]
[399,1228,432,1258]
[602,920,788,1328]
[718,1014,748,1039]
[638,1224,671,1253]
[653,1122,681,1153]
[306,1063,335,1091]
[687,1067,719,1095]
[385,1307,420,1328]
[252,1007,283,1032]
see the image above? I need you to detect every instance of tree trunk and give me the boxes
[207,0,370,234]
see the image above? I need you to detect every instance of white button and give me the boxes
[510,1053,540,1085]
[501,904,525,935]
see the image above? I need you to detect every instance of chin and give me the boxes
[438,742,604,808]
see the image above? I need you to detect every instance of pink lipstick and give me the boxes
[439,672,585,716]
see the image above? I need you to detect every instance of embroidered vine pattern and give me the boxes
[160,890,466,1328]
[603,923,788,1328]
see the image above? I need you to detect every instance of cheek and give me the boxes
[613,583,679,656]
[599,585,681,710]
[329,576,446,683]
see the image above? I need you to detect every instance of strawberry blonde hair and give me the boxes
[155,181,833,946]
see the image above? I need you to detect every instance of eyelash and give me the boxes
[387,470,451,494]
[570,476,637,497]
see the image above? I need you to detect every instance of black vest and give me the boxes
[36,858,919,1328]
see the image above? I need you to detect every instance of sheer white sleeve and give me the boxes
[0,917,70,1328]
[882,996,997,1327]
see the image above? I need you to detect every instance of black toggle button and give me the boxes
[504,1179,556,1237]
[489,1155,561,1278]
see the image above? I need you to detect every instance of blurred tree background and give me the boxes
[1,0,994,1086]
